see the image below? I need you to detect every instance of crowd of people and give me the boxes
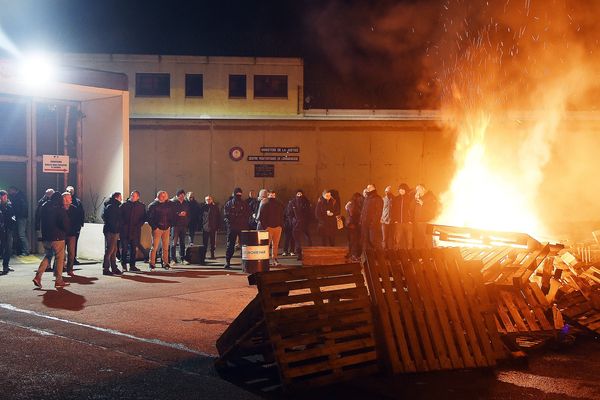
[0,182,439,288]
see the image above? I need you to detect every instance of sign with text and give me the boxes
[260,146,300,154]
[254,164,275,178]
[247,155,299,162]
[43,155,70,173]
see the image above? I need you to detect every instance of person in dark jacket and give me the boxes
[257,190,285,266]
[360,184,384,251]
[147,190,173,270]
[392,183,415,249]
[282,199,296,256]
[381,185,395,250]
[223,187,251,269]
[0,190,16,275]
[119,190,146,272]
[345,192,363,262]
[187,192,201,245]
[246,190,259,230]
[62,191,80,276]
[315,189,339,246]
[201,195,221,260]
[8,186,29,256]
[102,192,123,275]
[32,192,69,288]
[66,186,85,265]
[413,184,439,249]
[35,188,55,231]
[170,189,190,264]
[289,190,312,260]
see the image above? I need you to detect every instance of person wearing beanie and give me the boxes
[392,183,415,249]
[223,187,251,268]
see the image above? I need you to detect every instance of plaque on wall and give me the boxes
[260,146,300,154]
[229,146,244,161]
[254,164,275,178]
[247,155,299,162]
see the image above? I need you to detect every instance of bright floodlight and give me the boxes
[19,53,57,86]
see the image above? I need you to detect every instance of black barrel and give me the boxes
[240,230,270,273]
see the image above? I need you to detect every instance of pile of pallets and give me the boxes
[216,263,378,391]
[364,248,505,373]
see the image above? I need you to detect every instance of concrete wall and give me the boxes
[81,95,129,221]
[129,119,455,207]
[62,54,303,118]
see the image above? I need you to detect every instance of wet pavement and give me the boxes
[0,250,599,399]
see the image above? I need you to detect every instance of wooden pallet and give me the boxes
[301,246,349,266]
[253,263,378,389]
[557,290,600,334]
[364,248,505,374]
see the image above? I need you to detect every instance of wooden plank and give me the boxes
[270,287,364,308]
[499,291,529,331]
[280,336,376,364]
[521,285,553,331]
[283,350,378,379]
[511,290,541,331]
[256,263,358,285]
[276,324,375,349]
[265,274,362,294]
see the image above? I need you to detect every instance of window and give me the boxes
[185,74,203,97]
[254,75,288,98]
[135,73,170,97]
[228,74,247,98]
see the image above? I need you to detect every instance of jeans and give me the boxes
[120,236,140,269]
[202,230,217,253]
[395,222,413,249]
[381,223,395,250]
[170,225,187,262]
[413,222,433,249]
[150,228,170,266]
[1,231,13,269]
[225,229,242,262]
[347,225,361,258]
[292,225,312,256]
[36,240,65,283]
[103,232,120,271]
[16,218,30,255]
[65,236,76,273]
[282,225,295,253]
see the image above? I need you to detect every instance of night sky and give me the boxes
[1,0,598,110]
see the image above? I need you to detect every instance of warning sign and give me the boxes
[43,155,70,173]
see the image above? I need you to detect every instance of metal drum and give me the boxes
[240,230,270,273]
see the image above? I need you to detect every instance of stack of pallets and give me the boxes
[301,246,349,266]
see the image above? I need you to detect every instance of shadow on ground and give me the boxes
[38,288,87,311]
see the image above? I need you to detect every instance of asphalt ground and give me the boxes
[1,247,599,399]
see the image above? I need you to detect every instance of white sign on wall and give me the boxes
[43,155,70,173]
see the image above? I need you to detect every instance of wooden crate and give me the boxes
[364,248,505,374]
[557,290,600,334]
[253,263,378,389]
[302,246,348,266]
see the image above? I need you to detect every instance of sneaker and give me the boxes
[163,264,171,270]
[55,280,70,288]
[210,252,216,259]
[103,270,114,276]
[149,264,156,271]
[224,262,231,269]
[281,252,289,256]
[129,265,141,272]
[111,268,123,275]
[67,271,75,277]
[73,259,81,265]
[32,276,42,288]
[290,252,296,256]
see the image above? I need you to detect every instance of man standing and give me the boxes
[0,190,16,275]
[257,190,285,266]
[62,191,78,276]
[119,190,146,272]
[170,189,190,264]
[392,183,415,249]
[147,191,173,270]
[246,190,259,230]
[32,192,69,288]
[187,192,201,245]
[413,184,439,249]
[360,184,384,251]
[223,187,251,269]
[381,185,395,250]
[35,189,55,232]
[7,186,29,256]
[66,186,85,265]
[201,195,221,260]
[289,190,312,260]
[102,192,123,275]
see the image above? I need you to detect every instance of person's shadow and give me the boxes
[38,288,87,311]
[64,275,99,285]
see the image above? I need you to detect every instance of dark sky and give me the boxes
[0,0,443,109]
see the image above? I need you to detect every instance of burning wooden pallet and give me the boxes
[364,248,505,373]
[216,263,378,391]
[556,264,600,335]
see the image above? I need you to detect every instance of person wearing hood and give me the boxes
[0,190,16,275]
[102,192,123,275]
[315,189,339,246]
[246,190,259,230]
[381,185,395,250]
[392,183,415,249]
[289,189,312,260]
[119,190,146,272]
[170,189,190,264]
[32,191,69,288]
[360,184,383,251]
[413,184,439,249]
[223,187,251,269]
[147,190,173,270]
[200,195,221,259]
[187,192,201,245]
